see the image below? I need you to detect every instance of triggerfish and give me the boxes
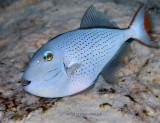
[22,6,158,98]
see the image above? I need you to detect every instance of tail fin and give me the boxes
[129,6,159,48]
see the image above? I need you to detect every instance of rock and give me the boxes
[0,0,160,123]
[0,111,4,120]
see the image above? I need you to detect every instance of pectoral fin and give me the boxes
[66,63,81,75]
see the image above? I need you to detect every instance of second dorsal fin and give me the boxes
[80,5,119,29]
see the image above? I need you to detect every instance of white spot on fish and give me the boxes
[37,60,40,64]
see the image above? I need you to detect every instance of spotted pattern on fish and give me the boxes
[48,28,123,87]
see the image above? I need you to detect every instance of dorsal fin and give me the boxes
[101,39,133,84]
[80,5,119,29]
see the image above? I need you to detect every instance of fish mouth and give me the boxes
[22,79,31,86]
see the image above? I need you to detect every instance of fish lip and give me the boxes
[22,79,31,86]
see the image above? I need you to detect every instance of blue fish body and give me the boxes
[22,6,158,98]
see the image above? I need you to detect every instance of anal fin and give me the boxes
[101,39,133,84]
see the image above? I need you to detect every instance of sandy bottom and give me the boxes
[0,0,160,123]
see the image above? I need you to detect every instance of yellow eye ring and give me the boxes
[44,51,53,61]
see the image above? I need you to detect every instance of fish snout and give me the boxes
[22,80,31,86]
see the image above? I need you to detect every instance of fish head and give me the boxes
[22,42,68,98]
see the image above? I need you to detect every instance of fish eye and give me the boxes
[43,51,53,61]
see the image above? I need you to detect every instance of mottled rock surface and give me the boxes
[0,0,160,123]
